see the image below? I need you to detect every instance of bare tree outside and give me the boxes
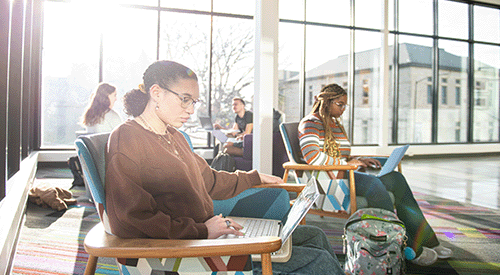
[159,13,255,129]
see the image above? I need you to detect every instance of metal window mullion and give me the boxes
[431,0,439,143]
[467,3,474,142]
[348,0,355,142]
[300,0,306,119]
[208,0,214,147]
[391,0,399,145]
[156,0,160,60]
[22,0,34,159]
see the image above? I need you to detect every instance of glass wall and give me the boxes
[437,39,469,143]
[352,30,383,145]
[474,44,500,142]
[278,0,499,146]
[103,6,158,120]
[41,1,100,148]
[40,0,500,149]
[41,1,255,148]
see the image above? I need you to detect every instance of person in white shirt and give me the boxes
[81,82,122,133]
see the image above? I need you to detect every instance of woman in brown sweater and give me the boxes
[105,60,343,274]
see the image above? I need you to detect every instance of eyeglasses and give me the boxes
[333,101,348,110]
[163,87,200,109]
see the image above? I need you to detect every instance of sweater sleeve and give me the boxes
[193,153,261,200]
[105,131,208,240]
[298,117,347,166]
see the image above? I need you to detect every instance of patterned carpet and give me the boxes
[11,179,500,275]
[307,191,500,275]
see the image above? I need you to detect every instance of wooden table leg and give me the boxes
[260,253,272,275]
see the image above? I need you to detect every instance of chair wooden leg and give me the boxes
[283,169,289,182]
[84,255,98,275]
[260,253,272,275]
[349,170,357,214]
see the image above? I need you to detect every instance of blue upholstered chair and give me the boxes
[75,131,289,275]
[232,132,289,178]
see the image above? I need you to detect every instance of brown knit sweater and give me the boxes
[105,120,260,239]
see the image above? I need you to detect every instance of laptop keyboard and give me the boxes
[241,219,277,238]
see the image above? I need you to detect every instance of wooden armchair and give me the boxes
[279,122,359,219]
[75,133,281,275]
[278,122,401,220]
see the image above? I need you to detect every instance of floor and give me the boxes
[402,154,500,210]
[11,154,500,274]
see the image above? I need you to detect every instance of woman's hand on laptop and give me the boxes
[259,173,284,185]
[358,157,381,169]
[206,214,244,239]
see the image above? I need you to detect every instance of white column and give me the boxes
[379,0,390,150]
[254,0,278,174]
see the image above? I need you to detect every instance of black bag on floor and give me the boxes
[68,156,85,188]
[210,152,236,172]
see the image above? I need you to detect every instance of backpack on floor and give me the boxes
[67,156,85,188]
[210,152,236,172]
[343,208,407,275]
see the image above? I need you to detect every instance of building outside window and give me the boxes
[441,86,448,105]
[40,0,500,148]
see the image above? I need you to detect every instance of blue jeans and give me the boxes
[354,171,439,256]
[215,188,343,275]
[253,225,344,275]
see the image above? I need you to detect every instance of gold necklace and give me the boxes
[136,115,179,156]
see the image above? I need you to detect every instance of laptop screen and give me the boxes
[280,177,319,243]
[199,116,213,130]
[377,144,409,177]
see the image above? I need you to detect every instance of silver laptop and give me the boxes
[361,144,410,177]
[220,177,320,262]
[199,116,214,131]
[212,129,239,143]
[199,116,240,143]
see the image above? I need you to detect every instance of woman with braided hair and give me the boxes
[299,83,452,267]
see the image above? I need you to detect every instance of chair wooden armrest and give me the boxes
[282,162,358,171]
[282,162,358,182]
[84,223,281,275]
[252,183,306,193]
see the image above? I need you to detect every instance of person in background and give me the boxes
[70,83,123,189]
[299,83,453,267]
[105,60,344,274]
[81,82,122,134]
[213,97,253,156]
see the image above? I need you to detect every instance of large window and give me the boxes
[41,1,255,148]
[41,1,100,148]
[474,44,500,142]
[40,0,500,149]
[437,39,469,143]
[278,0,499,146]
[102,6,158,121]
[397,36,433,144]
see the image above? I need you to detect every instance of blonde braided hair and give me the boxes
[310,84,348,158]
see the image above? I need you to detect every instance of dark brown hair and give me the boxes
[123,60,198,117]
[81,83,116,126]
[233,97,245,105]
